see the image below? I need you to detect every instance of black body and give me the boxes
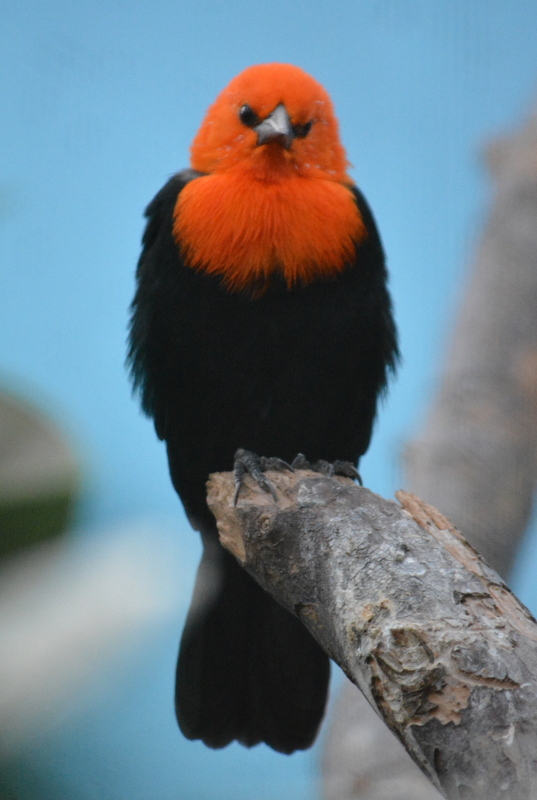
[128,169,398,753]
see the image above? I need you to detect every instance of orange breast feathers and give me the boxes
[173,63,366,292]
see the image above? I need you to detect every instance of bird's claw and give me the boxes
[291,453,362,485]
[233,449,293,505]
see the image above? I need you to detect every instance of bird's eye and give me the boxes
[292,121,313,139]
[239,104,260,127]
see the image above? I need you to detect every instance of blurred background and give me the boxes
[1,1,537,798]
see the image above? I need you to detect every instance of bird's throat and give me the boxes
[174,172,366,292]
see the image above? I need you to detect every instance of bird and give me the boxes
[128,62,398,755]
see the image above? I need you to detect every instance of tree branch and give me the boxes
[321,97,537,800]
[207,468,537,800]
[404,103,537,579]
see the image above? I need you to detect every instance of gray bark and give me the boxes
[405,104,537,578]
[322,679,443,800]
[207,469,537,800]
[323,98,537,800]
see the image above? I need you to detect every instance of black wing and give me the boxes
[127,169,204,440]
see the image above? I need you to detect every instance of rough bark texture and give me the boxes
[208,469,537,800]
[323,98,537,800]
[322,680,443,800]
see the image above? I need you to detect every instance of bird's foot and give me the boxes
[233,448,293,505]
[291,453,363,485]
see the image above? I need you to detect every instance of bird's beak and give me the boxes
[254,104,294,150]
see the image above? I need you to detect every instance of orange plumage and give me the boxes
[173,63,366,290]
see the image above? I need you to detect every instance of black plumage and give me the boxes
[128,168,398,753]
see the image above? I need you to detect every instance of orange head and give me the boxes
[174,63,365,291]
[189,62,351,182]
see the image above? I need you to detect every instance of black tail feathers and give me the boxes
[175,543,330,754]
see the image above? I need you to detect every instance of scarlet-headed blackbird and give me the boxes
[128,63,398,754]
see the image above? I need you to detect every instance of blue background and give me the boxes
[2,2,537,797]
